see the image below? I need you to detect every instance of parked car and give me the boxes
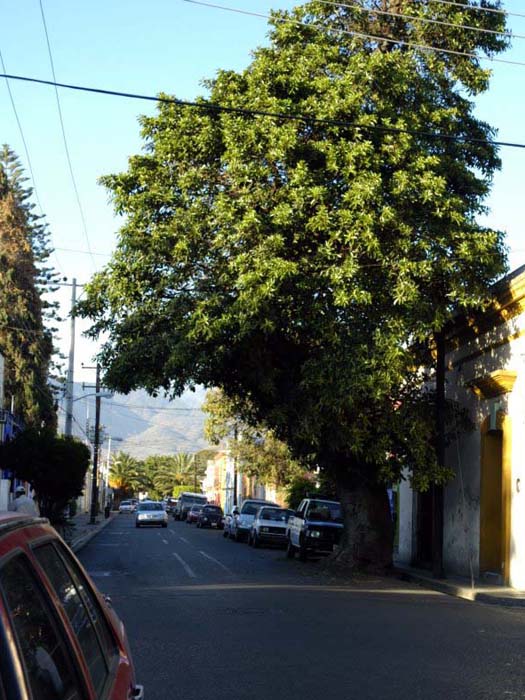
[135,501,168,528]
[229,499,279,542]
[249,507,294,548]
[0,512,143,699]
[222,507,239,538]
[118,500,135,514]
[197,504,224,529]
[286,498,344,561]
[186,504,204,524]
[173,492,208,521]
[165,497,178,514]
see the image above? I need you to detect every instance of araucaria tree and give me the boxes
[0,146,58,427]
[80,1,508,570]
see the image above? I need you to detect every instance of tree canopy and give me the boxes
[80,0,508,568]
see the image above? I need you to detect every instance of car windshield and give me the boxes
[241,502,270,515]
[191,505,203,512]
[259,508,289,522]
[138,503,164,511]
[307,501,343,522]
[188,496,207,504]
[204,506,222,513]
[121,501,130,506]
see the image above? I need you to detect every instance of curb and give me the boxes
[395,567,525,608]
[396,568,476,602]
[71,514,117,554]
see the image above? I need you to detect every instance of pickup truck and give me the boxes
[286,498,344,561]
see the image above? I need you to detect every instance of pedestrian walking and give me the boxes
[10,486,39,516]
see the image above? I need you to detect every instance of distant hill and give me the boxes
[64,384,211,459]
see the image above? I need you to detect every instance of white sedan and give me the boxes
[249,507,294,548]
[135,501,168,528]
[119,500,135,513]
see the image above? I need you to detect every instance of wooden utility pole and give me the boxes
[64,278,77,436]
[89,364,101,524]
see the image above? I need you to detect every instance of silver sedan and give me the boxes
[135,501,168,528]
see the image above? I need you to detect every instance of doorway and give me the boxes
[479,414,511,583]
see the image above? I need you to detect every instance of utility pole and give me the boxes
[232,425,238,507]
[64,278,77,436]
[433,330,445,578]
[89,364,101,524]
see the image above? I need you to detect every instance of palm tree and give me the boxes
[109,451,140,497]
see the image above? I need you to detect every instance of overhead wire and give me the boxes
[0,48,65,276]
[317,0,521,40]
[423,0,525,20]
[38,0,96,270]
[182,0,525,67]
[1,72,525,149]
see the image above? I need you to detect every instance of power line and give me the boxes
[0,48,65,277]
[183,0,525,67]
[55,247,112,257]
[1,72,525,149]
[424,0,525,20]
[38,0,96,270]
[107,401,202,412]
[318,0,520,40]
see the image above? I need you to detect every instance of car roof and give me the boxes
[242,499,276,504]
[0,513,49,536]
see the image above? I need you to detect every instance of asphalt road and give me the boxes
[78,515,525,700]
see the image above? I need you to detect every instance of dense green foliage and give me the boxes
[80,1,509,565]
[204,388,303,487]
[0,429,90,523]
[110,449,212,500]
[0,146,59,427]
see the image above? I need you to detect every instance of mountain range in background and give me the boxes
[62,384,211,459]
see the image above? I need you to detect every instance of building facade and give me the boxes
[397,266,525,588]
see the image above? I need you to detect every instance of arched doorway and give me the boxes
[479,413,512,584]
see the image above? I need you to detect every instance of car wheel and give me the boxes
[253,533,260,549]
[223,529,229,538]
[162,523,167,528]
[248,532,253,547]
[135,523,140,529]
[286,538,295,558]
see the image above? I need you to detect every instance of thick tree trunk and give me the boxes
[334,478,394,573]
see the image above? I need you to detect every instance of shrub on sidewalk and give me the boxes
[0,429,91,525]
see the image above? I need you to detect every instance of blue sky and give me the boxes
[1,0,524,386]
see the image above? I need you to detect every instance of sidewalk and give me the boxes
[59,511,117,553]
[395,563,525,607]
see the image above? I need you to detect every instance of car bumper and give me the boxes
[258,532,287,543]
[136,518,167,526]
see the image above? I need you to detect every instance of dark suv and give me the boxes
[0,512,143,699]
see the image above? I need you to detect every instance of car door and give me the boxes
[32,540,133,700]
[290,501,307,546]
[0,551,88,700]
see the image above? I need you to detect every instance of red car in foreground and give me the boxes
[0,512,144,700]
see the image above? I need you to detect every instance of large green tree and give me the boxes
[0,147,58,427]
[80,1,508,570]
[203,388,303,487]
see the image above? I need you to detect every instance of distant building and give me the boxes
[203,445,286,513]
[397,266,525,588]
